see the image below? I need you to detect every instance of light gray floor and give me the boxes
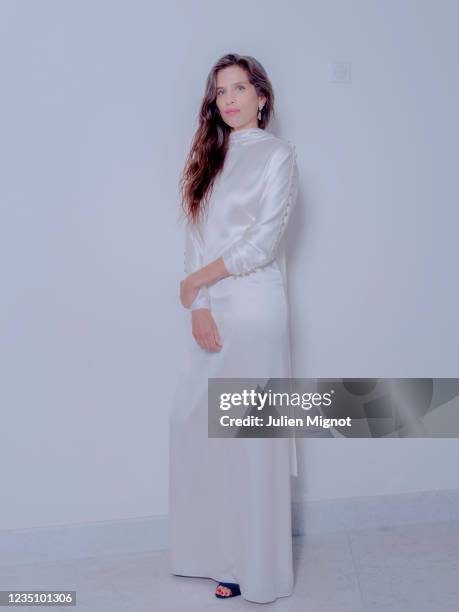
[1,518,459,611]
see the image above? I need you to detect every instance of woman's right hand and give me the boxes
[191,309,223,351]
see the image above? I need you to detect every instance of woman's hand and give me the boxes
[191,309,222,351]
[180,274,200,309]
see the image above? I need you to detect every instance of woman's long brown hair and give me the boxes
[179,53,275,226]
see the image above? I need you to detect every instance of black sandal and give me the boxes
[215,582,241,598]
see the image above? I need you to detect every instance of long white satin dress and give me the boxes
[168,126,299,604]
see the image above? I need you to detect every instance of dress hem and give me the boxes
[170,569,294,604]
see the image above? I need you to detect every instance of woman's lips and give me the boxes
[225,109,240,115]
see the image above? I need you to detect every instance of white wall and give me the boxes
[0,0,458,532]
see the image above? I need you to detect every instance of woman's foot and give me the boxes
[215,582,241,598]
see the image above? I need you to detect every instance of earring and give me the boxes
[257,107,262,121]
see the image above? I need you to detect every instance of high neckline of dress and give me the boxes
[229,127,268,144]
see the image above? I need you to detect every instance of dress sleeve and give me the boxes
[183,220,211,310]
[220,143,299,276]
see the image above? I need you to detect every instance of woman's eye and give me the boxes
[217,86,245,96]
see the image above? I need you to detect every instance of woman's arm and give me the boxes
[221,143,299,276]
[184,142,298,299]
[182,221,211,310]
[191,143,299,290]
[181,219,223,351]
[186,256,231,294]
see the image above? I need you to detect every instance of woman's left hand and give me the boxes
[180,275,200,309]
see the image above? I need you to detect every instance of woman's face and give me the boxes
[215,65,266,131]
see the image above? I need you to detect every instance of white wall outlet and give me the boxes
[328,61,352,83]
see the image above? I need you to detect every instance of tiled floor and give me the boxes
[1,518,459,611]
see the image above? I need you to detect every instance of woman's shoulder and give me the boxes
[259,132,296,158]
[259,132,297,169]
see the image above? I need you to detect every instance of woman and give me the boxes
[168,53,299,604]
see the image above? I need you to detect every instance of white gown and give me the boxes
[168,126,299,603]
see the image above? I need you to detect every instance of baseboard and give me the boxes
[0,515,168,568]
[1,488,458,567]
[291,487,459,535]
